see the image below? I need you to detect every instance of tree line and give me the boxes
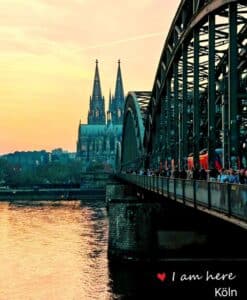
[0,158,84,187]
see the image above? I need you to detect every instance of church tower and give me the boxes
[87,60,106,125]
[109,60,125,125]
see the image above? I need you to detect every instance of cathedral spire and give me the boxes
[111,60,125,125]
[92,59,102,101]
[114,60,124,102]
[87,60,106,125]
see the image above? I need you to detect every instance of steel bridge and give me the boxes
[118,0,247,227]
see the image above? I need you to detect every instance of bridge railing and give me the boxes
[118,174,247,222]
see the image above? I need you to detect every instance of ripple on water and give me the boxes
[0,200,111,300]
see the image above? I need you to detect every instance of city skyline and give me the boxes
[0,0,180,154]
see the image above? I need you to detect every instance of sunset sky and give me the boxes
[0,0,180,154]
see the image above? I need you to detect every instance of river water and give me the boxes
[0,200,111,300]
[0,200,245,300]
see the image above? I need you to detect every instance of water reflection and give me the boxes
[0,200,110,300]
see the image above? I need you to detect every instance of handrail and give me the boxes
[118,174,247,223]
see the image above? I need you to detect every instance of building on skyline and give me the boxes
[1,148,77,170]
[76,60,125,170]
[1,150,50,169]
[51,148,76,163]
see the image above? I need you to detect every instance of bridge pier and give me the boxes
[106,184,210,262]
[106,184,161,262]
[107,183,247,263]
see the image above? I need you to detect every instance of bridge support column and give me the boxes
[228,2,239,169]
[208,14,216,170]
[106,184,160,262]
[181,43,188,169]
[106,184,210,262]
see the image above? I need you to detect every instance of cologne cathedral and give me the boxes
[76,60,125,169]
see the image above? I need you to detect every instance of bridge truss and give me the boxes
[121,92,151,170]
[122,0,247,171]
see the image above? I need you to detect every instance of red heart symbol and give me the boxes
[157,272,167,282]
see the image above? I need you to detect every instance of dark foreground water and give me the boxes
[0,200,246,300]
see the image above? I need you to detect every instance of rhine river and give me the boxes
[0,200,245,300]
[0,200,111,300]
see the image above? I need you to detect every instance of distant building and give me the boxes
[2,149,76,169]
[51,148,76,163]
[76,60,125,170]
[2,150,50,169]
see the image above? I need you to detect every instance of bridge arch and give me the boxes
[121,92,151,171]
[144,0,247,171]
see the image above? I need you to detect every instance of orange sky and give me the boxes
[0,0,180,154]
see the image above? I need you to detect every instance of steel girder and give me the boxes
[144,0,247,170]
[121,92,151,170]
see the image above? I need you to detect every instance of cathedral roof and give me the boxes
[80,124,122,137]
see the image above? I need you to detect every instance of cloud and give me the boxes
[0,0,167,59]
[77,32,165,52]
[0,0,180,153]
[37,0,86,8]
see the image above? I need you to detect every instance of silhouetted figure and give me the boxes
[228,169,239,184]
[217,168,229,183]
[209,168,219,180]
[192,167,200,180]
[180,168,187,179]
[160,169,166,177]
[239,169,246,184]
[173,168,180,179]
[199,168,207,180]
[165,167,171,177]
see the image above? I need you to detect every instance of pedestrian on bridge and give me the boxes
[179,168,187,179]
[192,167,200,180]
[228,169,239,184]
[217,169,229,183]
[173,167,180,179]
[199,168,207,180]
